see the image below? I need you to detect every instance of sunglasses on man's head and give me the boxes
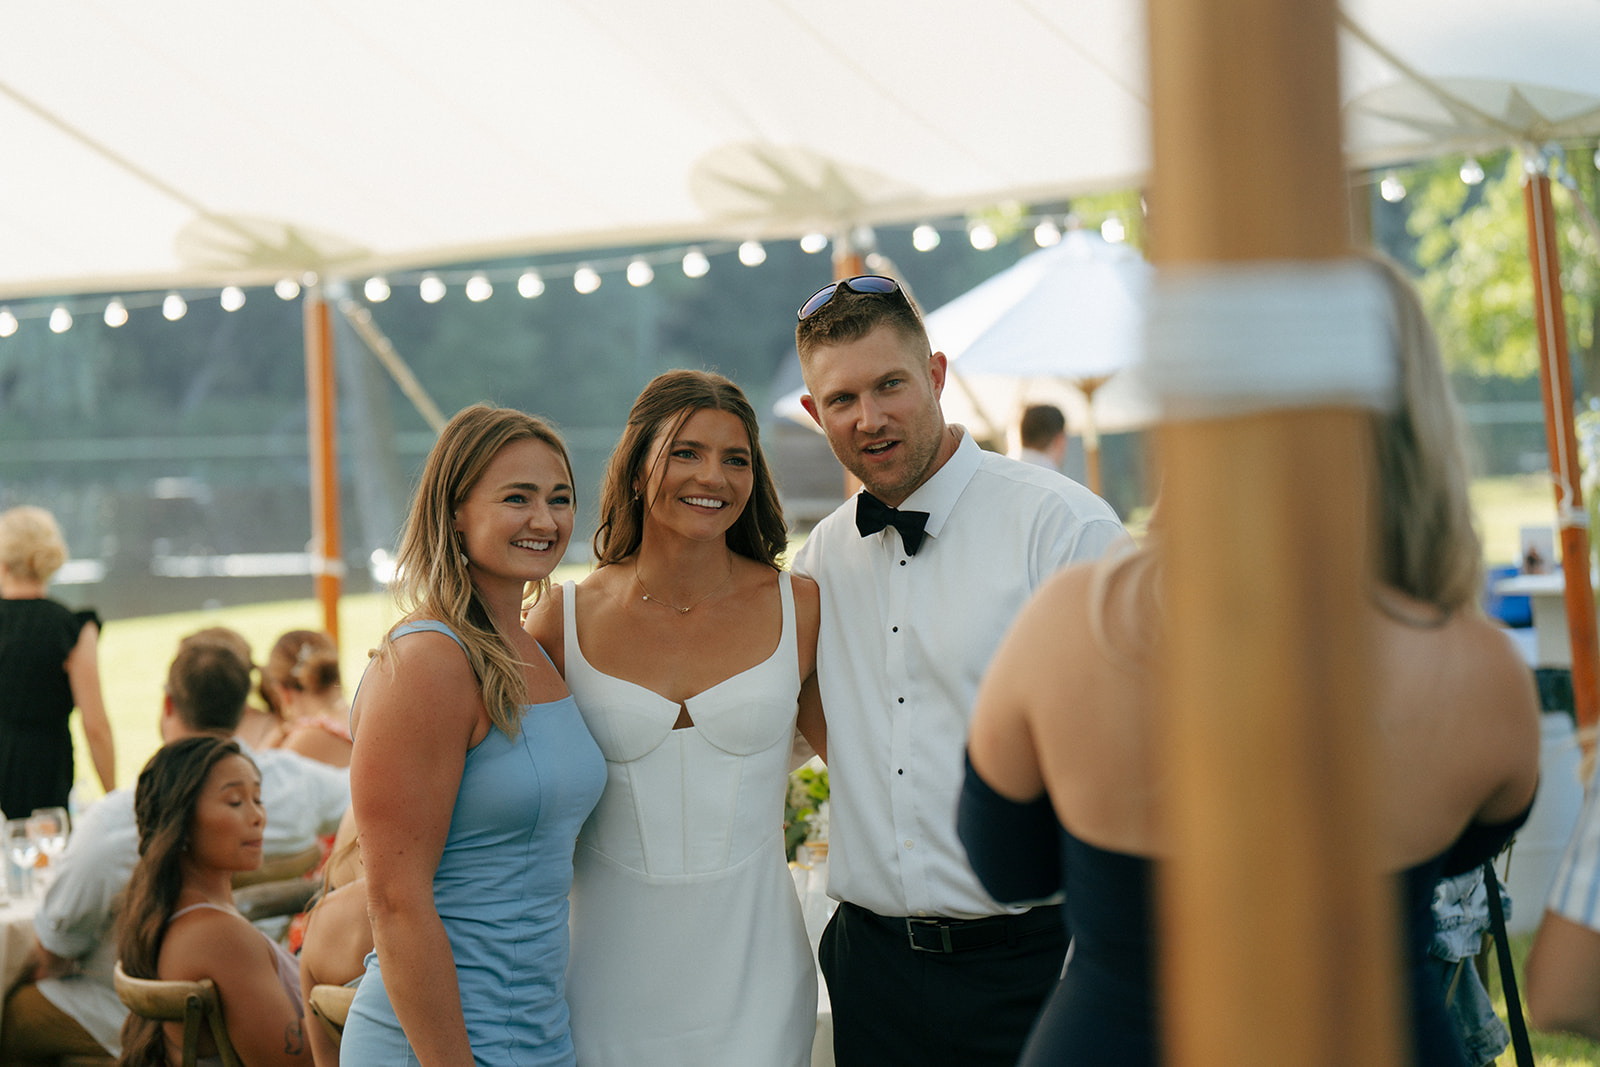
[796,275,908,321]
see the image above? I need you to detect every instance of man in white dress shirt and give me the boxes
[790,275,1126,1066]
[0,628,349,1062]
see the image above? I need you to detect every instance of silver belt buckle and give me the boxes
[906,917,954,953]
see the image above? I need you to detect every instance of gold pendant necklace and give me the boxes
[634,555,734,615]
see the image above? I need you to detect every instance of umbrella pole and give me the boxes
[1074,376,1109,496]
[1524,152,1600,744]
[1149,0,1400,1063]
[304,286,343,647]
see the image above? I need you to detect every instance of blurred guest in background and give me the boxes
[116,735,309,1066]
[0,504,115,817]
[257,630,350,769]
[1013,404,1068,471]
[958,257,1540,1067]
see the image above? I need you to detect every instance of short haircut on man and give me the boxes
[165,638,252,734]
[1020,405,1067,450]
[796,285,929,364]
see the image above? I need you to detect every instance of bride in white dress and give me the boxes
[526,370,827,1067]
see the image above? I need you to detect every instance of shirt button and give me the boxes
[899,560,907,566]
[904,840,914,849]
[897,697,905,704]
[891,626,899,633]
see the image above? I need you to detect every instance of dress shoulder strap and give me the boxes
[169,901,235,922]
[391,618,468,653]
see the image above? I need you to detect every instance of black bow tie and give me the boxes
[855,492,929,556]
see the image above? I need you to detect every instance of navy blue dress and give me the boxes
[0,598,99,816]
[956,752,1529,1067]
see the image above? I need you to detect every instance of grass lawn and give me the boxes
[1492,935,1600,1065]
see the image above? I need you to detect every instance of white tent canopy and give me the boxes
[4,0,1598,303]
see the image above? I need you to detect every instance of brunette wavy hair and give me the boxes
[116,736,251,1067]
[592,370,787,569]
[259,629,340,717]
[379,403,574,735]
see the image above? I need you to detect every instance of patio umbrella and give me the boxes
[922,229,1156,492]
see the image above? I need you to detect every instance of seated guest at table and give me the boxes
[0,503,117,817]
[525,370,825,1066]
[258,630,351,769]
[118,735,309,1066]
[0,630,349,1065]
[299,832,371,1067]
[1013,403,1068,471]
[958,256,1541,1067]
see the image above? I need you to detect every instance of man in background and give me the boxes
[0,628,349,1064]
[1014,403,1068,471]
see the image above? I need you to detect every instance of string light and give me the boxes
[738,241,766,267]
[465,273,493,302]
[1380,170,1406,202]
[1460,157,1485,185]
[273,278,300,300]
[681,248,710,278]
[220,286,246,311]
[573,266,601,294]
[912,224,941,252]
[1100,217,1126,243]
[49,307,72,333]
[363,277,391,303]
[968,222,997,251]
[162,293,188,321]
[419,275,446,303]
[799,233,828,254]
[0,309,17,337]
[518,270,545,298]
[104,299,128,327]
[1033,218,1061,247]
[626,259,654,287]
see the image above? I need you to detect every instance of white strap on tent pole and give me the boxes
[1142,259,1398,419]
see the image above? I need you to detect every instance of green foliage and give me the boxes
[784,762,829,861]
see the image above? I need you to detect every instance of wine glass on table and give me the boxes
[28,807,70,890]
[5,818,39,899]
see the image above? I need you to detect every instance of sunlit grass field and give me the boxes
[52,473,1600,1064]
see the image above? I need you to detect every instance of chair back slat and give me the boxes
[113,962,244,1067]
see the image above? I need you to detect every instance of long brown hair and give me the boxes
[116,736,250,1067]
[592,370,787,568]
[380,404,574,735]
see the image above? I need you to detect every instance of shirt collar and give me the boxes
[893,426,980,542]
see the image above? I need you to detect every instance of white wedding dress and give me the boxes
[560,573,817,1067]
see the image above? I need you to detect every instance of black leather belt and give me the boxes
[850,901,1064,954]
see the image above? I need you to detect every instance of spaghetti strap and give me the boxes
[169,902,235,921]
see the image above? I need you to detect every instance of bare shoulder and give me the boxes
[1448,615,1540,721]
[350,624,480,740]
[159,907,266,981]
[789,571,820,609]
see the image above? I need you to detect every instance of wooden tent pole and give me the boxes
[1149,0,1401,1063]
[1074,375,1109,495]
[304,286,342,647]
[1524,155,1600,741]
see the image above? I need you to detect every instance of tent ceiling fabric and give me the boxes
[3,0,1598,301]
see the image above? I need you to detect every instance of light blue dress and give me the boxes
[340,620,605,1067]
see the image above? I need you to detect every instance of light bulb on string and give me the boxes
[163,293,188,321]
[738,241,767,267]
[800,233,828,254]
[626,259,655,287]
[465,274,493,302]
[1460,157,1485,185]
[50,307,72,333]
[220,286,246,311]
[1379,170,1406,202]
[912,224,941,252]
[104,299,129,328]
[275,278,301,300]
[363,277,391,303]
[1101,217,1126,243]
[1592,145,1599,171]
[573,266,601,294]
[682,248,710,278]
[968,222,997,251]
[518,270,545,298]
[419,275,446,303]
[0,309,17,337]
[1033,218,1062,247]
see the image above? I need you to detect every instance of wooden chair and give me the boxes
[232,842,322,888]
[307,983,357,1049]
[112,961,242,1067]
[234,876,320,924]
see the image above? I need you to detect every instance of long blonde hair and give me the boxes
[380,404,574,735]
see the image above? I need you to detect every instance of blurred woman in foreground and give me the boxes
[958,258,1540,1067]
